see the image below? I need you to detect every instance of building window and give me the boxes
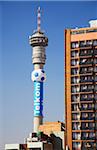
[95,103,97,110]
[93,40,97,46]
[72,104,80,111]
[79,41,86,47]
[88,94,94,100]
[81,122,94,130]
[95,112,97,120]
[86,40,93,46]
[82,132,89,140]
[94,49,97,55]
[71,42,79,49]
[89,132,95,140]
[81,113,88,120]
[80,67,87,74]
[72,113,80,120]
[72,132,81,140]
[71,77,79,84]
[94,76,97,82]
[71,68,79,75]
[71,59,79,66]
[71,95,80,102]
[89,113,95,120]
[89,123,95,130]
[71,85,80,93]
[81,103,88,110]
[72,122,81,130]
[94,58,97,64]
[94,94,97,100]
[94,85,97,91]
[73,142,81,149]
[71,51,79,57]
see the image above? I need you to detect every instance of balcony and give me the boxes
[80,58,94,66]
[80,75,97,83]
[80,66,94,74]
[78,85,97,93]
[82,132,96,140]
[80,75,93,83]
[80,49,94,57]
[72,122,97,131]
[80,84,94,92]
[74,93,97,102]
[81,122,95,130]
[72,103,97,112]
[80,94,94,101]
[82,141,97,150]
[71,40,97,50]
[81,112,95,120]
[81,103,95,111]
[79,40,92,48]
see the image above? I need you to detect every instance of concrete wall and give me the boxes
[51,131,65,150]
[39,122,63,135]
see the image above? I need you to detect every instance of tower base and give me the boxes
[34,116,43,133]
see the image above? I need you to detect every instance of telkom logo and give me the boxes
[34,81,43,116]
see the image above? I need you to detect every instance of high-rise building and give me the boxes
[65,20,97,150]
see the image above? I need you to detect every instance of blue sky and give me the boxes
[0,1,97,149]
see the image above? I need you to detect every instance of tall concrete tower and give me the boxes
[29,7,48,133]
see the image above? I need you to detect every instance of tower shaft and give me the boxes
[29,7,48,133]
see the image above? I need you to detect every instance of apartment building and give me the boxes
[65,20,97,150]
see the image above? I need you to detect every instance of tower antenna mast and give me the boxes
[37,7,41,32]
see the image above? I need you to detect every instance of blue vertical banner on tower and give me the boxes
[34,81,43,116]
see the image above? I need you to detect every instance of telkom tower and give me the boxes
[29,7,48,133]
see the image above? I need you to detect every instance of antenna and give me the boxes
[37,7,41,32]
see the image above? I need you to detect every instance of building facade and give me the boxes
[65,21,97,150]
